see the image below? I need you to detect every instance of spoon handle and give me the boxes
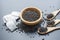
[54,20,60,25]
[51,9,60,16]
[47,27,60,33]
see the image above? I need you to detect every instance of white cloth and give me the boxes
[3,11,21,31]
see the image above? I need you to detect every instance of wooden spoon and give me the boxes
[37,27,60,34]
[47,20,60,27]
[47,9,60,20]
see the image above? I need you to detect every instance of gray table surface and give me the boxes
[0,0,60,40]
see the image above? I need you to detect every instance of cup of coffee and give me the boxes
[19,6,42,25]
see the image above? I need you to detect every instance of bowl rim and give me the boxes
[19,6,42,24]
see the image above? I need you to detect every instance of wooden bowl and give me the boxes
[19,6,42,25]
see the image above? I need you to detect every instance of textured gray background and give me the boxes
[0,0,60,40]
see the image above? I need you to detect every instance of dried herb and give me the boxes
[22,11,40,21]
[47,14,54,19]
